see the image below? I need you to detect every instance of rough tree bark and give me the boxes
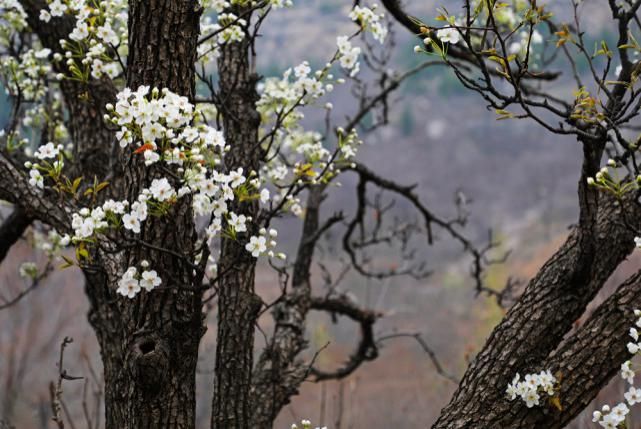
[12,0,635,427]
[210,5,262,428]
[82,1,205,428]
[432,140,641,428]
[2,2,396,428]
[513,268,641,428]
[365,1,641,427]
[0,209,31,262]
[250,186,325,427]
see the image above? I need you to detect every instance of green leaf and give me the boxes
[72,177,83,193]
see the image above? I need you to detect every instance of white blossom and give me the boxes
[140,269,161,291]
[436,27,460,45]
[625,386,641,405]
[149,177,175,201]
[34,142,60,159]
[19,261,37,278]
[228,212,247,233]
[117,267,141,298]
[122,212,141,233]
[29,169,44,188]
[245,235,267,257]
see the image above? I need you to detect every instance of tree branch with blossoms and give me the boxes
[373,0,641,426]
[0,0,493,427]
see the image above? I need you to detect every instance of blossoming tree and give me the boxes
[0,0,489,428]
[397,0,641,426]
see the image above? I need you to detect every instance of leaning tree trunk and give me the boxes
[83,1,205,427]
[431,137,641,428]
[210,8,263,428]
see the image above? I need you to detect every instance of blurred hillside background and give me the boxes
[1,0,637,427]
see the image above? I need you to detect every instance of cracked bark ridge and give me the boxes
[433,158,641,428]
[249,187,324,427]
[82,1,205,428]
[210,7,263,428]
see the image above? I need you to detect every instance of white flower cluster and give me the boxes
[592,403,631,429]
[290,419,327,429]
[349,4,387,43]
[506,370,556,408]
[40,0,127,82]
[251,6,378,214]
[415,26,461,54]
[256,58,361,197]
[33,229,71,254]
[17,227,71,279]
[213,13,246,45]
[245,228,282,258]
[24,142,64,189]
[28,166,43,189]
[116,262,161,298]
[259,60,333,111]
[336,36,361,76]
[72,206,109,239]
[589,159,618,187]
[1,47,52,100]
[415,0,548,55]
[120,196,148,233]
[65,85,281,287]
[436,27,460,45]
[591,309,641,428]
[70,195,149,239]
[34,141,62,160]
[490,2,529,33]
[198,16,223,62]
[199,0,294,62]
[587,158,641,198]
[334,6,387,76]
[0,0,27,46]
[19,261,38,279]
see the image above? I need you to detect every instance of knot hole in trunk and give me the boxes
[127,335,169,397]
[139,339,155,355]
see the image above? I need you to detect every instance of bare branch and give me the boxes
[308,294,381,382]
[376,332,459,384]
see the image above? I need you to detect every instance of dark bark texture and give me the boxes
[4,1,641,428]
[210,9,262,428]
[83,1,204,428]
[249,186,324,427]
[432,139,641,428]
[0,209,31,263]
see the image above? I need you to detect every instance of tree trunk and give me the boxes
[83,1,204,427]
[250,186,325,427]
[211,9,262,428]
[432,140,641,428]
[87,267,203,429]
